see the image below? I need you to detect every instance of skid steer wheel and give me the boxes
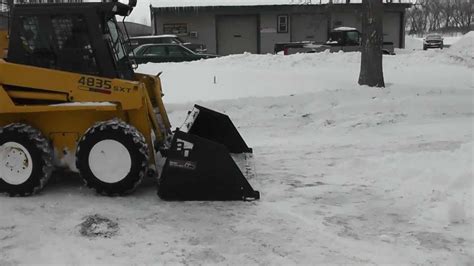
[76,119,149,196]
[0,124,54,197]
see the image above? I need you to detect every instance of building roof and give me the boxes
[151,0,317,8]
[150,0,411,8]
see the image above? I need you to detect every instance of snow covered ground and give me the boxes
[1,34,473,265]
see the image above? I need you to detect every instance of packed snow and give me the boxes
[0,34,473,264]
[446,31,474,65]
[333,26,357,31]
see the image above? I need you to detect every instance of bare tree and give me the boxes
[359,0,385,87]
[407,0,472,35]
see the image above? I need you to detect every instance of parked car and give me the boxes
[129,44,217,64]
[423,34,444,50]
[127,35,207,53]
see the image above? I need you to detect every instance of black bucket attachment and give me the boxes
[158,106,260,201]
[181,105,252,153]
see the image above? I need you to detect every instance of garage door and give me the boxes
[291,14,328,42]
[217,15,258,55]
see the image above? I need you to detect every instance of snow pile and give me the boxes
[446,31,474,65]
[443,35,464,45]
[405,36,424,50]
[333,26,357,31]
[138,49,469,103]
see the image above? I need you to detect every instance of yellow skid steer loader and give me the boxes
[0,1,259,200]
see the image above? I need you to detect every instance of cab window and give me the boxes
[144,46,167,56]
[18,16,55,68]
[346,31,360,45]
[52,15,98,75]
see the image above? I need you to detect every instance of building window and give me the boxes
[163,23,188,35]
[277,15,288,33]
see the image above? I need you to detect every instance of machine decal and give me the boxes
[78,76,112,94]
[112,85,138,93]
[78,77,138,94]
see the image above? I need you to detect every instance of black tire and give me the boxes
[76,119,149,196]
[0,123,53,196]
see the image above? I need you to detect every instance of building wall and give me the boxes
[330,10,402,48]
[383,12,401,48]
[290,13,328,43]
[153,5,409,55]
[154,13,217,53]
[331,10,363,30]
[154,11,293,54]
[119,22,152,37]
[259,11,290,54]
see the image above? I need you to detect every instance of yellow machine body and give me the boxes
[0,30,7,59]
[0,1,259,200]
[0,59,171,166]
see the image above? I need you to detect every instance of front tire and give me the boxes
[0,124,53,196]
[76,119,149,196]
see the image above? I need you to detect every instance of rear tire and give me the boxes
[0,123,53,196]
[76,119,149,196]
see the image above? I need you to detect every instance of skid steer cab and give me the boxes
[0,1,259,201]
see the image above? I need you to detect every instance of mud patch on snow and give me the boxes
[185,248,226,264]
[288,180,326,188]
[79,214,119,238]
[323,215,367,240]
[411,231,465,251]
[0,226,16,241]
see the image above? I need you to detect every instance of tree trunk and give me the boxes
[359,0,385,87]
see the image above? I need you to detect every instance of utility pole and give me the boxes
[358,0,385,87]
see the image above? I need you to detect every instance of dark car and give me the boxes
[129,44,217,64]
[127,34,207,54]
[423,34,444,50]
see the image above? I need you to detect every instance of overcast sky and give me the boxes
[119,0,151,25]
